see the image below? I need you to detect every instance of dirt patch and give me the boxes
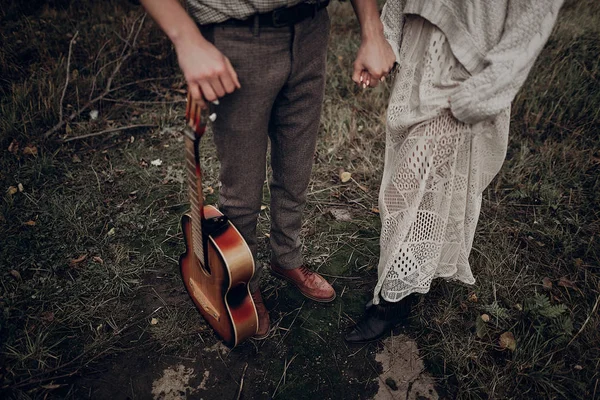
[151,364,198,400]
[374,335,438,400]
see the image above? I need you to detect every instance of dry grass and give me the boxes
[1,0,599,399]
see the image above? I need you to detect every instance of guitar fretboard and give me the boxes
[184,130,205,265]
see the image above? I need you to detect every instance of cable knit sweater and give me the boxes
[381,0,563,124]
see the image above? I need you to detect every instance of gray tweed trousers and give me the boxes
[201,9,330,291]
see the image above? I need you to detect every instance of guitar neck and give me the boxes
[184,128,205,264]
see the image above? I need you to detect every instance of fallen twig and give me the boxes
[272,354,298,398]
[568,293,600,346]
[235,363,248,400]
[61,124,156,142]
[276,301,305,347]
[59,31,79,122]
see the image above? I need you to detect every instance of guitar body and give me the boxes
[179,206,258,347]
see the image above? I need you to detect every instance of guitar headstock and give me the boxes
[185,92,207,139]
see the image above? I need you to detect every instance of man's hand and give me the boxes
[175,35,241,108]
[353,35,396,88]
[139,0,241,108]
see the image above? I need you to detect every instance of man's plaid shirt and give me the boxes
[185,0,319,25]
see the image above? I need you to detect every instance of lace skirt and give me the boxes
[374,15,511,303]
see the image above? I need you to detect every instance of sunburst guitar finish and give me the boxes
[179,94,258,347]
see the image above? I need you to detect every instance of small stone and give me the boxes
[384,377,398,391]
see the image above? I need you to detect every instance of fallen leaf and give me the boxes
[150,159,163,167]
[23,220,36,226]
[468,292,478,303]
[204,186,214,195]
[8,139,19,155]
[558,277,577,289]
[92,256,104,264]
[264,233,270,238]
[107,227,116,236]
[371,207,380,214]
[69,254,87,267]
[481,314,490,323]
[10,270,22,280]
[40,311,55,323]
[476,315,488,338]
[41,384,62,390]
[22,145,38,156]
[328,208,352,222]
[542,277,552,290]
[89,109,99,120]
[499,331,516,352]
[150,318,159,325]
[340,171,352,183]
[574,365,583,371]
[18,183,24,192]
[7,186,18,195]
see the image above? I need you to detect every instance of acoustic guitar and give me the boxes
[179,93,258,347]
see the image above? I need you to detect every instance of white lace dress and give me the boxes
[373,15,511,304]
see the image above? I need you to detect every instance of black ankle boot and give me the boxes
[344,296,413,343]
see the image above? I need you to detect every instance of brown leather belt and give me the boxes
[219,0,330,28]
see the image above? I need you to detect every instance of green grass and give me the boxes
[1,0,599,399]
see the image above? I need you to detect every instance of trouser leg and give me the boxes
[202,24,292,291]
[268,9,330,269]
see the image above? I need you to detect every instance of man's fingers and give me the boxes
[190,84,207,110]
[208,77,226,99]
[225,57,241,89]
[199,81,218,103]
[189,84,202,104]
[219,72,236,95]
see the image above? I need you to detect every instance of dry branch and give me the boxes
[44,14,147,138]
[61,124,157,142]
[59,31,79,122]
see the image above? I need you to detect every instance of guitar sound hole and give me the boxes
[226,283,248,309]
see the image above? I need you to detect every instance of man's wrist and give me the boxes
[169,22,205,49]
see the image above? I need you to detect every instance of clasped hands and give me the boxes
[179,31,397,108]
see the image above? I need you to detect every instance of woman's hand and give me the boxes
[353,35,396,88]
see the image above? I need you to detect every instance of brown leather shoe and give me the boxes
[270,264,336,303]
[250,289,270,339]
